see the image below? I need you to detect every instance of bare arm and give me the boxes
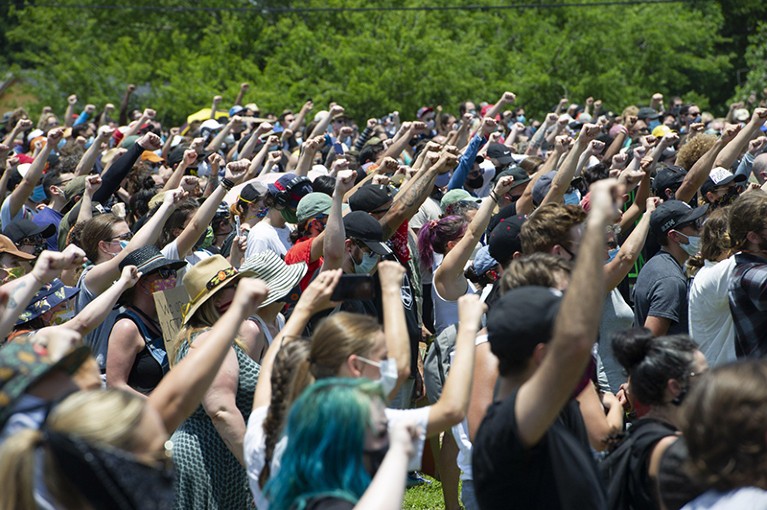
[74,127,113,176]
[644,316,671,337]
[541,124,601,206]
[606,198,658,291]
[575,381,623,451]
[309,104,343,139]
[162,149,196,192]
[321,170,355,270]
[64,95,77,128]
[294,136,323,177]
[105,319,148,399]
[715,108,767,169]
[675,125,740,204]
[515,179,613,448]
[481,91,516,127]
[66,266,139,336]
[6,128,60,219]
[210,95,222,120]
[289,100,313,133]
[378,262,411,398]
[233,83,248,107]
[467,339,498,442]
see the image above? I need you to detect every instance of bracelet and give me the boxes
[220,178,235,191]
[489,191,499,204]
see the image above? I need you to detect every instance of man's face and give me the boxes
[686,106,701,124]
[465,102,477,117]
[0,253,31,283]
[281,115,295,127]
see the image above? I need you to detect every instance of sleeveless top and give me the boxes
[114,308,169,394]
[432,279,476,335]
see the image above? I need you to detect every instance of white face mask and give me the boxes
[357,356,398,395]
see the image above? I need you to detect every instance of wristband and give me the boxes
[220,178,235,191]
[489,191,499,204]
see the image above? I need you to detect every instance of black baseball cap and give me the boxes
[637,107,661,120]
[495,165,531,189]
[343,211,392,256]
[488,215,526,267]
[652,165,687,196]
[3,219,56,243]
[348,184,392,213]
[487,286,562,370]
[486,143,514,166]
[650,200,708,239]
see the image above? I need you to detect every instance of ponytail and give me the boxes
[417,215,467,270]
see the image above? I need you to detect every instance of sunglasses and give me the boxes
[110,231,134,242]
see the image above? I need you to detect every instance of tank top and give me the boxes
[115,308,169,394]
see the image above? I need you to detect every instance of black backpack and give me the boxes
[600,419,677,510]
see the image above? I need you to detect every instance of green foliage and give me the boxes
[0,0,748,123]
[733,21,767,103]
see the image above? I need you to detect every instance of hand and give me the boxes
[493,175,515,196]
[372,174,390,186]
[377,260,405,290]
[230,278,269,317]
[433,151,459,174]
[180,176,201,194]
[137,132,161,151]
[588,139,605,155]
[624,115,638,129]
[500,91,516,104]
[554,135,573,152]
[118,265,141,289]
[255,122,273,135]
[212,95,223,104]
[240,82,249,91]
[579,123,601,143]
[329,104,345,117]
[183,149,198,166]
[47,128,64,146]
[411,121,428,133]
[632,145,647,160]
[225,159,250,183]
[33,245,87,283]
[33,327,83,361]
[334,169,356,194]
[457,294,487,329]
[751,107,767,122]
[557,114,569,128]
[229,235,247,266]
[619,167,646,188]
[380,156,399,175]
[84,175,102,196]
[266,135,280,147]
[189,137,205,153]
[97,126,115,142]
[75,136,87,147]
[142,108,156,120]
[389,420,419,461]
[170,127,180,137]
[652,93,664,102]
[104,103,115,112]
[16,119,33,131]
[207,152,224,169]
[296,268,343,313]
[367,118,378,130]
[512,122,526,132]
[231,115,244,129]
[616,383,631,410]
[601,391,619,411]
[748,136,767,154]
[660,132,679,146]
[163,187,188,208]
[689,122,705,134]
[640,135,657,149]
[0,144,9,158]
[558,98,569,108]
[481,117,498,136]
[588,178,620,220]
[280,129,293,142]
[84,104,96,115]
[720,124,741,143]
[127,84,136,93]
[545,112,558,124]
[338,126,353,139]
[594,99,603,110]
[330,158,350,175]
[267,151,282,164]
[645,196,661,213]
[585,97,594,106]
[67,94,78,105]
[462,113,473,125]
[488,132,502,144]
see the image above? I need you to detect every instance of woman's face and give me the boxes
[355,330,387,381]
[212,283,237,315]
[101,221,131,260]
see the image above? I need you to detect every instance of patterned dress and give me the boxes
[172,332,260,509]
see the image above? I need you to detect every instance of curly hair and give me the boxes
[675,134,716,171]
[521,203,586,255]
[682,360,767,491]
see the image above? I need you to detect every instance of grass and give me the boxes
[402,475,449,509]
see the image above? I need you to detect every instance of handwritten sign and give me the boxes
[153,285,190,365]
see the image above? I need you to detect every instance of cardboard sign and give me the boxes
[153,285,190,364]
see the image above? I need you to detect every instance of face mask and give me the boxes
[45,430,176,510]
[256,206,269,219]
[466,174,484,189]
[516,115,526,124]
[49,307,75,326]
[31,184,47,203]
[354,251,380,275]
[426,119,435,131]
[648,120,661,131]
[195,226,214,250]
[468,109,477,117]
[146,277,177,294]
[606,247,620,263]
[378,358,398,395]
[678,233,700,257]
[363,443,389,478]
[712,187,739,209]
[108,240,129,258]
[564,189,581,205]
[280,208,298,224]
[690,115,702,124]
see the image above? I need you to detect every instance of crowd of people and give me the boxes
[0,82,766,510]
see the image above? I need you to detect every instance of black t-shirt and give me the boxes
[473,389,607,510]
[303,496,355,510]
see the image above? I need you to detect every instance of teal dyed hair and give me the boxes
[264,378,385,510]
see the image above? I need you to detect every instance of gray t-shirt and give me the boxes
[76,265,123,370]
[598,288,635,393]
[632,250,689,335]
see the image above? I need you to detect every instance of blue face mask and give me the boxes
[354,251,380,275]
[31,184,47,203]
[516,115,526,124]
[564,189,581,206]
[648,120,661,131]
[256,206,269,219]
[606,247,620,263]
[691,115,702,124]
[679,234,701,257]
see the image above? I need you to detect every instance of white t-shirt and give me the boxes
[161,240,212,282]
[682,487,767,509]
[245,221,292,259]
[688,257,737,366]
[244,403,430,510]
[410,197,442,231]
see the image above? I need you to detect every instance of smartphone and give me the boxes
[235,216,241,238]
[331,274,376,301]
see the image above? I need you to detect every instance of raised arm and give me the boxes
[289,100,313,133]
[148,278,268,433]
[380,122,425,161]
[426,294,485,436]
[5,128,61,220]
[64,95,77,128]
[525,113,557,156]
[675,124,740,204]
[541,123,601,206]
[162,148,197,192]
[206,116,243,153]
[294,136,324,177]
[481,91,516,128]
[65,265,139,336]
[447,118,493,191]
[243,134,277,180]
[715,108,767,169]
[74,127,113,176]
[321,169,354,270]
[515,179,612,448]
[118,84,135,126]
[309,104,343,140]
[434,176,515,301]
[605,197,658,291]
[92,132,160,205]
[233,83,248,107]
[210,95,222,120]
[377,261,410,398]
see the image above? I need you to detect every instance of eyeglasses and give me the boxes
[110,231,134,242]
[153,268,177,280]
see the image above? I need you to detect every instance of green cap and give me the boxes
[296,192,333,224]
[440,189,480,213]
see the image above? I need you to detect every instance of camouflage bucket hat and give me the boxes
[16,278,79,326]
[0,341,90,427]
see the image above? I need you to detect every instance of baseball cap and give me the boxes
[652,125,673,138]
[63,175,87,203]
[0,234,35,260]
[532,171,557,206]
[3,219,56,244]
[637,107,661,121]
[348,184,392,213]
[488,215,526,266]
[495,165,531,189]
[652,166,687,196]
[140,150,163,163]
[486,143,514,167]
[440,189,480,213]
[473,245,499,275]
[200,119,223,132]
[487,286,562,370]
[343,211,392,256]
[296,192,333,223]
[700,167,746,195]
[650,200,709,239]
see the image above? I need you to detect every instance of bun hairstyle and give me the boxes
[611,328,698,406]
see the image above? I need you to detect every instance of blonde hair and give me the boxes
[172,296,247,366]
[0,389,146,510]
[309,312,383,380]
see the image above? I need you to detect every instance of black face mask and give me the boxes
[363,443,389,477]
[711,187,739,209]
[46,430,176,510]
[466,174,484,189]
